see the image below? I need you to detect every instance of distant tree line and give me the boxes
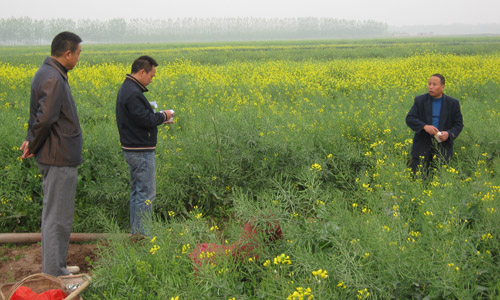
[0,17,389,45]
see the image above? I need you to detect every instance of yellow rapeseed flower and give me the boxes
[310,163,322,172]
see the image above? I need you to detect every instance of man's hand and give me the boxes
[20,141,34,159]
[162,110,174,124]
[439,131,449,141]
[423,125,439,136]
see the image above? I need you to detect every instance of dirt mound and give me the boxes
[0,243,99,284]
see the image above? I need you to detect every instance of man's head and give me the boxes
[428,74,445,98]
[131,56,158,87]
[51,31,82,71]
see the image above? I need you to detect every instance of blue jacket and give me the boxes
[406,93,463,161]
[116,75,167,151]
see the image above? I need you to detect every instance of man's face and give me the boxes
[66,44,81,70]
[427,76,444,98]
[138,66,156,87]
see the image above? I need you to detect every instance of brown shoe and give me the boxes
[67,265,80,274]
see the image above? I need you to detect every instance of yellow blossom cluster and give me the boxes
[150,244,160,255]
[310,163,322,172]
[273,253,292,265]
[312,269,328,279]
[357,288,370,299]
[287,287,313,300]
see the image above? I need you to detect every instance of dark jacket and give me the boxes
[406,93,463,161]
[116,75,166,151]
[26,57,83,167]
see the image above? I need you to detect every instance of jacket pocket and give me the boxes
[56,131,83,164]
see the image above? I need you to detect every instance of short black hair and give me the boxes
[431,73,445,85]
[51,32,82,57]
[131,56,158,74]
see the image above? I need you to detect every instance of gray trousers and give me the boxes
[38,163,77,276]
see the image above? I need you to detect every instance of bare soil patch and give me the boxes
[0,243,99,284]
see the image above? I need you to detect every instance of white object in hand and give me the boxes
[167,109,175,122]
[434,131,443,143]
[150,101,158,112]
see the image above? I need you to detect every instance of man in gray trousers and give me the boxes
[20,32,83,276]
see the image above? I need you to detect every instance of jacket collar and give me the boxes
[126,74,148,92]
[44,56,68,81]
[427,92,446,100]
[438,93,449,129]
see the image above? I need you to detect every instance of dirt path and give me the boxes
[0,243,99,284]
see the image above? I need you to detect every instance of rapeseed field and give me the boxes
[1,39,499,299]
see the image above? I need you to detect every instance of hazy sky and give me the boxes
[2,0,499,26]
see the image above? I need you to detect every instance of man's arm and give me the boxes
[407,96,442,138]
[445,101,464,140]
[125,94,168,127]
[28,77,63,154]
[406,97,427,133]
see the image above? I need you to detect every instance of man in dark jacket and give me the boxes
[116,56,173,235]
[406,74,463,175]
[20,32,83,276]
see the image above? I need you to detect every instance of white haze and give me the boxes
[2,0,500,27]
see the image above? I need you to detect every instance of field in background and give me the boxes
[1,37,499,299]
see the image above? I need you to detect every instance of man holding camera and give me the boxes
[115,55,173,235]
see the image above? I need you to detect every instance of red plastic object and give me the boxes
[10,286,66,300]
[189,219,283,271]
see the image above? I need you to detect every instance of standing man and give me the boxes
[406,74,464,175]
[116,56,173,235]
[20,32,83,276]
